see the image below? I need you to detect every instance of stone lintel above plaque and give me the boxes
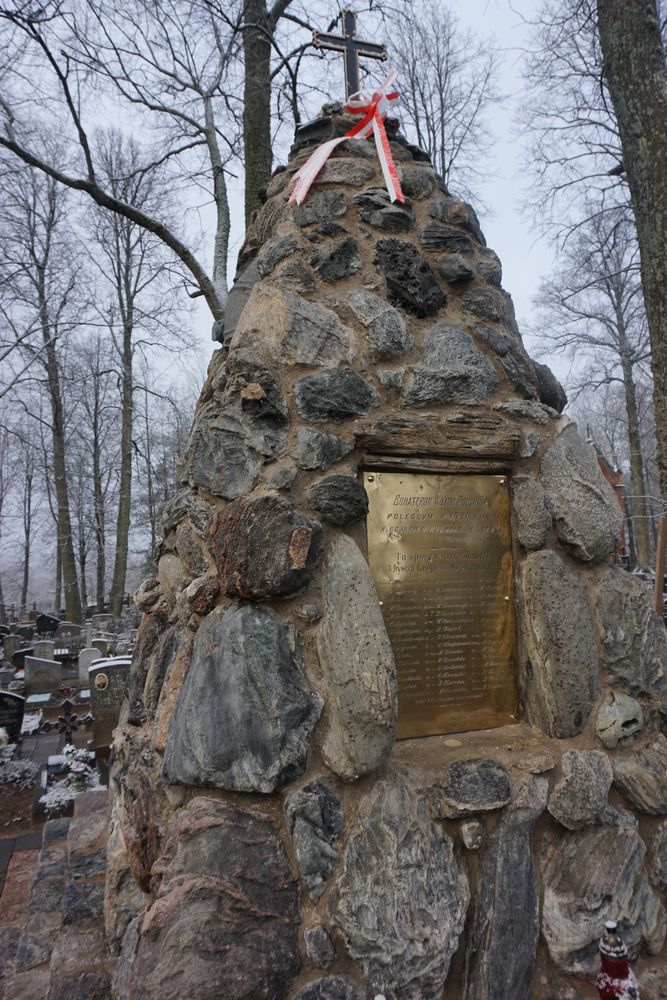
[354,412,521,460]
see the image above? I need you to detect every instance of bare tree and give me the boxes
[393,3,501,205]
[0,160,84,621]
[597,0,667,502]
[532,207,654,564]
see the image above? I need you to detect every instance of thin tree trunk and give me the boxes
[621,357,651,566]
[598,0,667,501]
[54,533,62,614]
[92,381,106,613]
[143,388,157,566]
[40,296,82,623]
[109,318,133,617]
[243,0,273,225]
[0,573,6,626]
[20,460,33,614]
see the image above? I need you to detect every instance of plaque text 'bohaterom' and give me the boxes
[365,471,518,738]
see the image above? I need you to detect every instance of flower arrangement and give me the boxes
[0,727,40,790]
[39,743,105,816]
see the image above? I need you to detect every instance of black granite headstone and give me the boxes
[0,691,25,740]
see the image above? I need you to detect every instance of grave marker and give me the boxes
[89,658,131,748]
[78,647,103,684]
[0,691,25,740]
[23,656,62,696]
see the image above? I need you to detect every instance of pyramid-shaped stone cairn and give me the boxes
[110,111,667,1000]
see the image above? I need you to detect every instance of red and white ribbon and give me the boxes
[289,70,405,206]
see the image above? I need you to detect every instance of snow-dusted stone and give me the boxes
[403,322,499,407]
[397,165,437,199]
[164,604,322,793]
[595,691,644,749]
[596,565,667,702]
[296,429,354,470]
[347,291,413,360]
[329,777,469,1000]
[519,550,599,737]
[540,812,667,975]
[285,781,343,901]
[217,493,322,599]
[126,797,301,1000]
[435,759,511,818]
[464,777,547,1000]
[612,735,667,814]
[316,535,397,780]
[294,369,377,423]
[512,476,552,551]
[540,425,623,562]
[231,286,357,367]
[547,750,613,830]
[315,157,376,186]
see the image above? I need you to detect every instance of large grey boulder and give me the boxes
[125,798,301,1000]
[512,476,551,551]
[285,781,343,901]
[595,690,644,748]
[347,291,413,360]
[316,535,397,780]
[519,550,599,737]
[403,322,499,407]
[164,604,322,792]
[473,323,538,399]
[293,978,365,1000]
[464,777,547,1000]
[294,369,377,422]
[540,425,623,562]
[648,819,667,892]
[612,735,667,814]
[540,812,666,974]
[296,429,354,470]
[329,777,469,1000]
[180,351,288,499]
[596,565,667,703]
[547,750,613,830]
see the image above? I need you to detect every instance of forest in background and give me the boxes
[0,0,665,619]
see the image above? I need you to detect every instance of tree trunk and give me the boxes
[40,284,82,623]
[243,0,273,225]
[92,381,106,613]
[54,532,62,614]
[109,318,133,617]
[0,572,6,626]
[597,0,667,500]
[621,357,652,566]
[20,460,33,614]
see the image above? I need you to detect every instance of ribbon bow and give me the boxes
[289,71,405,206]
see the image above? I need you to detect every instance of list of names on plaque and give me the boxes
[365,471,518,738]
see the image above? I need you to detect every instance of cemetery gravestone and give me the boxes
[78,647,102,684]
[23,656,62,696]
[0,668,15,687]
[91,636,115,656]
[33,639,55,660]
[55,622,82,640]
[2,635,22,665]
[89,658,131,748]
[0,691,25,740]
[35,613,60,635]
[11,647,33,671]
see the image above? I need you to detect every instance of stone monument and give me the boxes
[106,98,667,999]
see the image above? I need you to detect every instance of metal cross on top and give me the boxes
[313,8,388,99]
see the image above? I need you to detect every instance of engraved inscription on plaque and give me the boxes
[365,471,518,739]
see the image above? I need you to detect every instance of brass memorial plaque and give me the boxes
[365,471,518,739]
